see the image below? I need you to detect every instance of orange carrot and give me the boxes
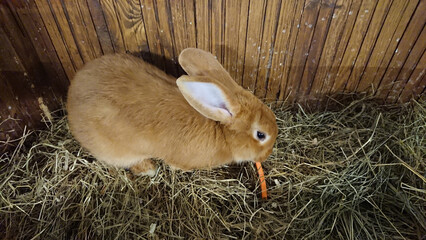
[255,162,267,199]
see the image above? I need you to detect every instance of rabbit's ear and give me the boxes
[178,48,239,89]
[177,76,240,123]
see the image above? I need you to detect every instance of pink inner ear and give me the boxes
[181,82,232,117]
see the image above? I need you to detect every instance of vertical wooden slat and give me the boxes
[11,0,68,92]
[356,0,417,92]
[140,0,164,68]
[265,0,299,102]
[76,0,105,57]
[156,0,178,75]
[0,2,56,100]
[195,0,209,51]
[375,1,426,100]
[397,51,426,103]
[99,0,126,52]
[113,0,149,55]
[329,0,378,93]
[297,0,337,101]
[62,0,99,62]
[170,0,186,58]
[0,7,51,145]
[384,27,426,102]
[46,0,85,69]
[242,0,267,91]
[308,0,352,99]
[234,0,249,86]
[277,0,307,102]
[284,0,322,102]
[86,0,114,54]
[344,0,393,92]
[253,0,281,98]
[183,0,197,49]
[316,0,363,99]
[223,0,241,80]
[34,0,76,79]
[367,1,422,95]
[211,0,223,63]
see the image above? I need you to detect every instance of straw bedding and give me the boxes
[1,98,425,239]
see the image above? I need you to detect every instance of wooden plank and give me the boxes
[62,0,99,63]
[223,0,238,79]
[34,0,76,79]
[253,0,281,99]
[46,0,85,70]
[0,3,54,99]
[211,0,223,63]
[242,0,267,91]
[183,0,197,49]
[316,0,363,99]
[234,0,249,86]
[375,1,426,100]
[384,27,426,102]
[10,0,68,94]
[99,0,126,52]
[308,0,352,99]
[297,0,337,100]
[277,0,308,102]
[223,0,247,82]
[0,26,42,143]
[86,0,115,54]
[76,0,104,57]
[169,0,196,76]
[140,0,164,69]
[284,0,322,102]
[113,0,149,56]
[170,0,186,59]
[155,0,178,75]
[265,0,299,102]
[195,0,209,51]
[355,0,415,92]
[329,0,378,93]
[397,51,426,103]
[344,0,393,93]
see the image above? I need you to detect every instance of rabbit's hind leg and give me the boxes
[130,158,157,177]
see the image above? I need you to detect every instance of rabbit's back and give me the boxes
[67,54,194,167]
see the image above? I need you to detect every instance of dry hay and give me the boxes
[0,98,425,239]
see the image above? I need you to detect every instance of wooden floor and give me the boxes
[0,0,425,144]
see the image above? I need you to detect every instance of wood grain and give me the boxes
[297,0,337,101]
[46,0,85,69]
[284,0,322,103]
[309,0,352,99]
[34,0,76,79]
[234,0,250,86]
[384,27,426,103]
[242,0,267,91]
[266,0,299,102]
[375,0,426,100]
[344,0,393,93]
[86,0,114,54]
[356,0,416,93]
[330,0,378,93]
[397,50,426,103]
[195,0,209,51]
[278,0,307,102]
[254,0,281,99]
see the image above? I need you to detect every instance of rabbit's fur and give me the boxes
[67,48,278,176]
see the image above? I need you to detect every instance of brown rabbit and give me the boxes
[67,48,278,176]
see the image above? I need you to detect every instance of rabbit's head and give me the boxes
[177,48,278,164]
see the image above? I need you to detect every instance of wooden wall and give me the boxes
[1,0,425,149]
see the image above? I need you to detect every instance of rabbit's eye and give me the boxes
[256,131,266,141]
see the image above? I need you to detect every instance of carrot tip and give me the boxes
[255,162,268,199]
